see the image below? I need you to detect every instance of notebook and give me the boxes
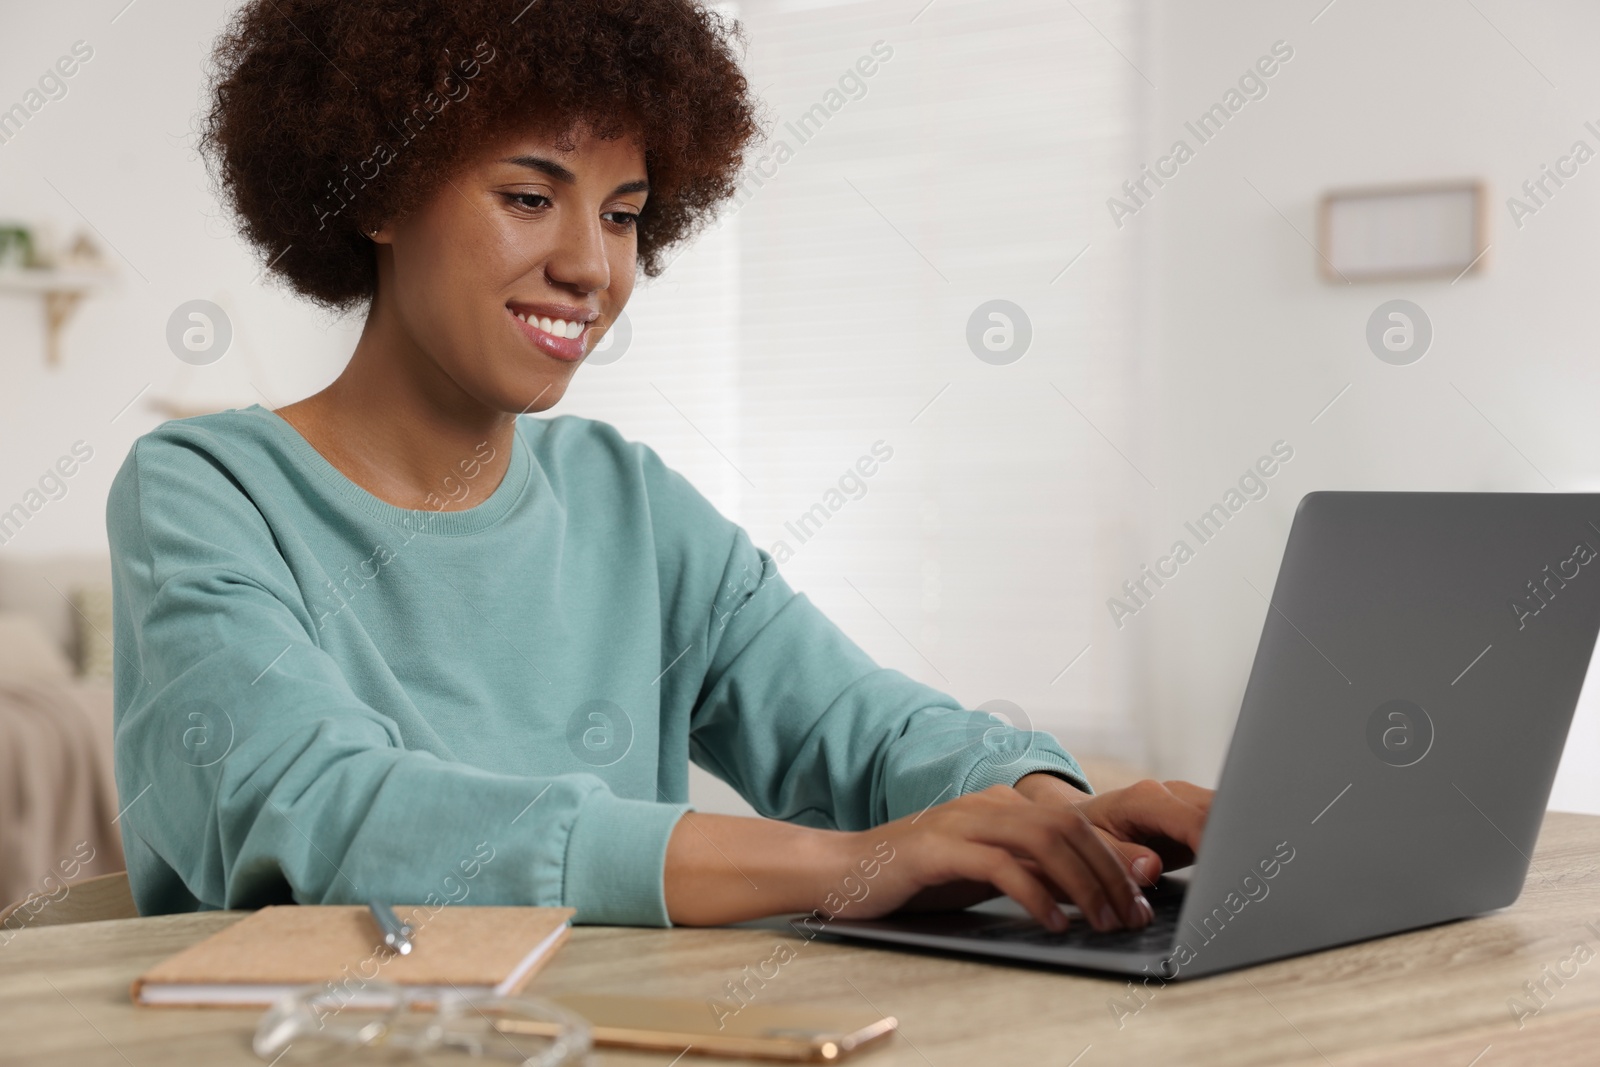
[131,904,575,1007]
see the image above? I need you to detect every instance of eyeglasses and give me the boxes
[253,982,592,1066]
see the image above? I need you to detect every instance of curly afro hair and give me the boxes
[200,0,763,311]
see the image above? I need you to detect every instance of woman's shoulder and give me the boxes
[120,404,289,470]
[117,406,688,510]
[111,405,296,492]
[124,404,284,458]
[120,407,660,489]
[106,406,297,552]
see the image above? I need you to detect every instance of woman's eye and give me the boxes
[502,195,636,231]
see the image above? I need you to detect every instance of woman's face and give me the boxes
[372,120,648,414]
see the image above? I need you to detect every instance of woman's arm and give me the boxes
[664,776,1213,931]
[632,434,1214,930]
[108,433,689,923]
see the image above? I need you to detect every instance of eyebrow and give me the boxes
[499,154,649,196]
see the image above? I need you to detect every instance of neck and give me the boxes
[276,297,521,512]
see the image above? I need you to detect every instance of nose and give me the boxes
[545,206,610,295]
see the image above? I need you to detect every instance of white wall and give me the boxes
[0,1,364,554]
[0,2,756,555]
[0,0,754,812]
[5,0,1598,816]
[573,0,1151,807]
[698,0,1148,769]
[1,0,1149,819]
[1134,0,1600,811]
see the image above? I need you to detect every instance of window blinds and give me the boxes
[561,0,1148,785]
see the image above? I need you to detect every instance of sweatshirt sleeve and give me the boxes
[108,435,687,925]
[638,442,1093,831]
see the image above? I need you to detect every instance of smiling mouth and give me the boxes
[506,305,593,363]
[510,308,587,339]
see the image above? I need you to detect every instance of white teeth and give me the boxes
[512,309,586,340]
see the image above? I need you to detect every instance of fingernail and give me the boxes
[1133,857,1157,884]
[1047,909,1068,932]
[1097,903,1119,930]
[1136,894,1153,922]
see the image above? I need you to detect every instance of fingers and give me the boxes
[1051,807,1151,929]
[1161,780,1215,815]
[895,782,1204,934]
[959,789,1148,931]
[1097,831,1164,888]
[955,844,1068,931]
[1088,779,1208,854]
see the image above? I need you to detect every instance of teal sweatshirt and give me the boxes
[105,405,1091,925]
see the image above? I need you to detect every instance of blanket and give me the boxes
[0,677,125,910]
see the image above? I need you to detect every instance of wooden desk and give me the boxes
[3,812,1599,1067]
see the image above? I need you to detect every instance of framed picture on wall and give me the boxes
[1317,180,1489,283]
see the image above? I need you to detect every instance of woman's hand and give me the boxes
[663,775,1214,932]
[825,776,1214,933]
[1013,773,1214,888]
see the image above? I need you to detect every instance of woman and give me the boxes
[108,0,1211,933]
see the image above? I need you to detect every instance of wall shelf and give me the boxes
[0,264,115,366]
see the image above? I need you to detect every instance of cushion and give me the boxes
[70,583,115,681]
[0,554,112,657]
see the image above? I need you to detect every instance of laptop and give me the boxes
[806,491,1600,980]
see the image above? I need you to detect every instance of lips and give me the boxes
[506,304,593,363]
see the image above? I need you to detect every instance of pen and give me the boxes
[368,900,413,955]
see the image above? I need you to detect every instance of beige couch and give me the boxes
[0,553,125,913]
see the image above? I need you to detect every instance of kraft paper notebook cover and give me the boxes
[131,905,575,1007]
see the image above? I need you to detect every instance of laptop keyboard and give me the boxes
[960,888,1185,952]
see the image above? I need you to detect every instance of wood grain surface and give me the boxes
[2,812,1598,1066]
[0,870,138,930]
